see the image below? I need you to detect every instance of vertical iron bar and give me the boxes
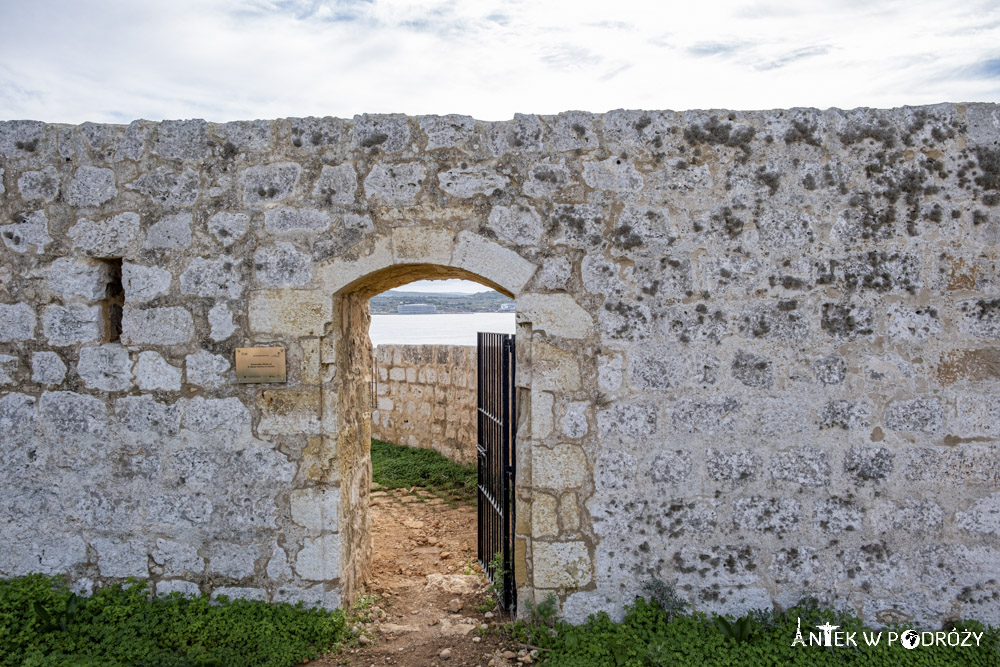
[477,331,516,612]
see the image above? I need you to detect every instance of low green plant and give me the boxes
[503,592,1000,667]
[0,574,346,667]
[641,579,688,620]
[370,438,477,503]
[712,613,755,643]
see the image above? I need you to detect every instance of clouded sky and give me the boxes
[1,0,998,126]
[2,0,997,294]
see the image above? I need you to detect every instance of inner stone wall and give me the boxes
[0,104,998,626]
[372,344,477,465]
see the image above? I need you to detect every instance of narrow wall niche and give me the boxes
[101,258,124,343]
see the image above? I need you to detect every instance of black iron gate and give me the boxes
[477,331,516,612]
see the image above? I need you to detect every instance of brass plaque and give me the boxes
[236,347,286,383]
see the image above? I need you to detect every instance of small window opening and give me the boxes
[102,258,124,343]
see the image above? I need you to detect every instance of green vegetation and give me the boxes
[0,574,346,667]
[370,437,477,503]
[513,587,1000,667]
[369,289,513,314]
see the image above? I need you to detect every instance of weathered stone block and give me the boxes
[731,349,774,389]
[532,341,581,391]
[418,114,476,150]
[42,304,102,346]
[937,348,1000,385]
[242,162,301,204]
[844,445,894,482]
[133,351,182,391]
[254,242,312,287]
[597,402,655,438]
[813,354,847,385]
[180,256,243,298]
[648,450,693,484]
[560,401,588,438]
[533,541,592,589]
[45,258,112,302]
[144,213,193,249]
[452,231,536,295]
[273,585,341,610]
[1,210,52,253]
[115,395,181,438]
[593,450,637,493]
[296,534,341,581]
[208,212,250,246]
[122,262,171,303]
[186,351,230,388]
[731,496,800,535]
[671,398,740,434]
[532,493,558,537]
[363,163,426,205]
[438,165,507,198]
[531,390,554,440]
[182,397,250,440]
[0,303,36,341]
[153,119,210,159]
[210,544,258,578]
[0,355,17,385]
[208,303,236,341]
[156,580,201,597]
[68,212,140,257]
[290,486,340,533]
[67,166,117,206]
[582,156,643,191]
[707,448,759,483]
[77,344,132,391]
[958,492,1000,536]
[31,351,66,385]
[17,166,59,202]
[884,397,943,433]
[820,400,871,430]
[488,205,544,246]
[93,538,147,578]
[121,306,194,345]
[257,388,322,435]
[264,207,331,233]
[312,163,357,204]
[248,290,331,336]
[816,496,866,532]
[125,166,200,205]
[213,587,267,602]
[597,352,623,392]
[151,539,202,574]
[534,444,587,489]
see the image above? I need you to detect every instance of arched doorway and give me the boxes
[311,229,538,604]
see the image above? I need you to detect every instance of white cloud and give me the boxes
[0,0,996,123]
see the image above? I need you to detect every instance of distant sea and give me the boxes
[370,313,516,346]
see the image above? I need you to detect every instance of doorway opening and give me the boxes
[333,266,520,658]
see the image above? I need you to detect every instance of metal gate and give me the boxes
[477,332,516,612]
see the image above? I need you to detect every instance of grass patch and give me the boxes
[0,574,346,666]
[513,593,1000,666]
[371,438,477,504]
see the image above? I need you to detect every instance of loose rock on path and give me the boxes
[311,485,524,667]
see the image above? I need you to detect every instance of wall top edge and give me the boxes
[2,102,997,129]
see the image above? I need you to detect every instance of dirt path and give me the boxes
[312,485,526,667]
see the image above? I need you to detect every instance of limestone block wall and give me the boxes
[371,344,477,465]
[0,104,999,626]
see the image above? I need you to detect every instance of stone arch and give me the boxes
[247,227,598,609]
[314,229,539,602]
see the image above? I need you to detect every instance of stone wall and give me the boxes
[371,344,477,465]
[1,104,999,626]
